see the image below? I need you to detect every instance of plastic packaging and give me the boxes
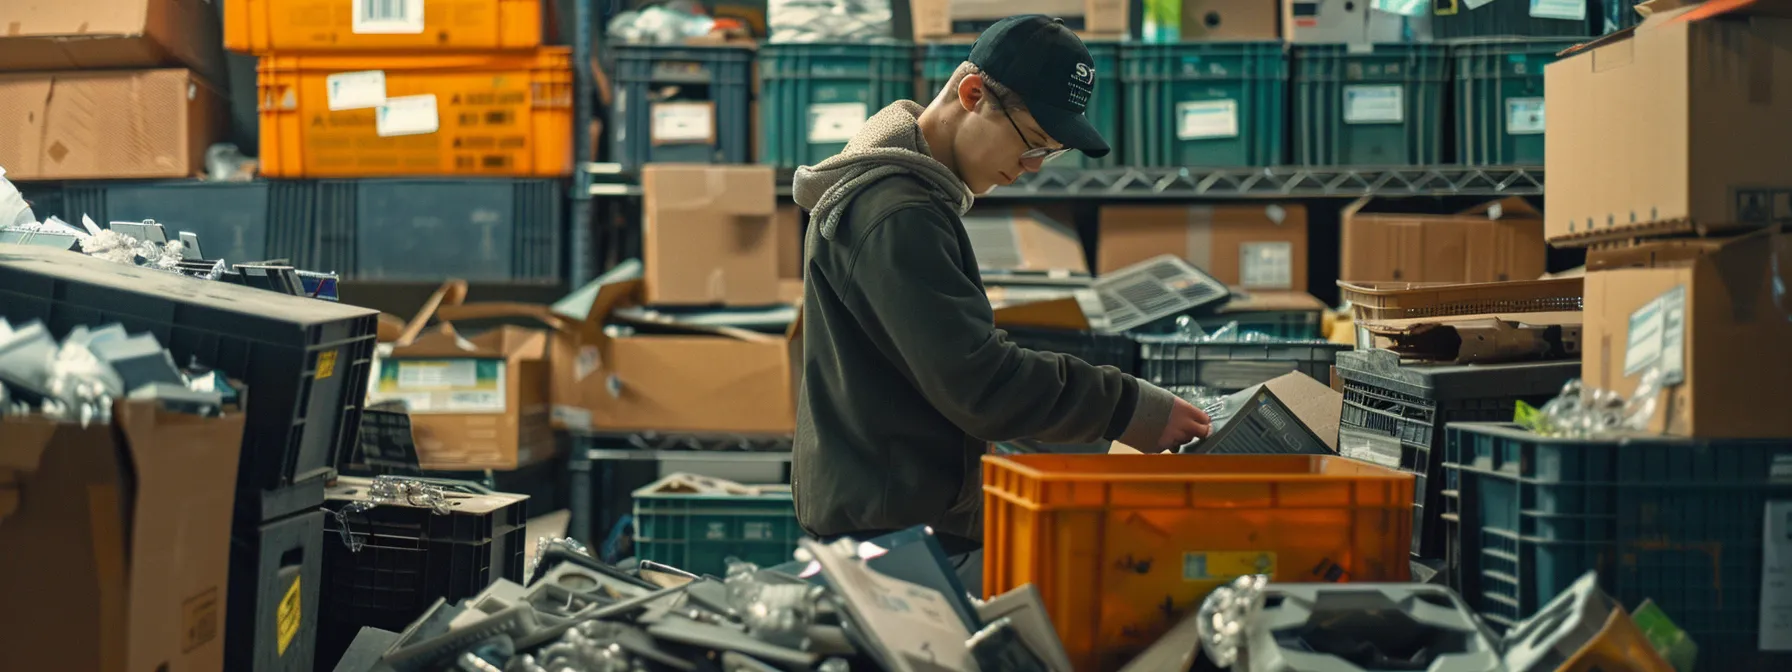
[767,0,895,43]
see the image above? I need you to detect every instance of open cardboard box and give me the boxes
[375,280,561,470]
[0,402,244,672]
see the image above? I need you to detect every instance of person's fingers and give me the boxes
[1191,406,1212,424]
[1190,422,1212,439]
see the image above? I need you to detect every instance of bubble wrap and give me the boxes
[769,0,895,43]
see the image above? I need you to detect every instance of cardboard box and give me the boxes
[910,0,1127,40]
[1341,197,1545,284]
[0,0,224,81]
[0,402,243,672]
[966,206,1090,275]
[1287,0,1422,43]
[642,164,780,306]
[1581,228,1792,438]
[0,69,224,181]
[549,270,800,435]
[375,285,559,470]
[1098,204,1308,290]
[777,204,805,304]
[1177,0,1288,40]
[1545,1,1792,243]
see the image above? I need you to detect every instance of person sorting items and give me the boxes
[787,14,1214,585]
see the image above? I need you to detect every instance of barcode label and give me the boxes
[352,0,424,35]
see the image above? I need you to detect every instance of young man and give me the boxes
[789,15,1212,564]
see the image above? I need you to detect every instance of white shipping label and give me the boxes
[374,359,507,414]
[376,95,439,137]
[651,102,715,144]
[1373,0,1430,17]
[1623,286,1687,378]
[1344,85,1405,124]
[1657,285,1687,386]
[326,71,387,111]
[1176,99,1240,140]
[1530,0,1588,21]
[1763,500,1792,650]
[807,102,869,144]
[1505,97,1546,135]
[352,0,425,34]
[1239,241,1294,289]
[397,360,478,388]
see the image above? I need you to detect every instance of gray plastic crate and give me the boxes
[327,178,564,283]
[1135,338,1350,393]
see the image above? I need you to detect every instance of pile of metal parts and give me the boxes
[0,318,235,423]
[331,531,1075,672]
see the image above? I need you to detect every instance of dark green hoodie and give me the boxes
[789,101,1175,543]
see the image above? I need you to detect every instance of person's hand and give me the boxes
[1156,396,1212,452]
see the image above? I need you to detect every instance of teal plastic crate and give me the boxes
[759,43,914,169]
[631,484,804,576]
[1293,44,1448,166]
[1451,38,1580,166]
[918,41,1122,169]
[1443,423,1792,669]
[1124,42,1288,168]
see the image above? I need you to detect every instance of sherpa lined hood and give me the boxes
[791,101,975,251]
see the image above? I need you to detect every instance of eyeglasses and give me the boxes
[990,96,1069,167]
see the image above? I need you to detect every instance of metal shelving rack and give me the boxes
[586,164,1544,199]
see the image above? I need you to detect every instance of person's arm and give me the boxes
[842,204,1174,447]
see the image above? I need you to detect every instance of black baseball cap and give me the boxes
[969,15,1110,159]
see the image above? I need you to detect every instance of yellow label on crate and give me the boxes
[316,350,338,380]
[276,576,302,656]
[1183,551,1277,582]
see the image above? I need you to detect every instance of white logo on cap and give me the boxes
[1073,63,1095,85]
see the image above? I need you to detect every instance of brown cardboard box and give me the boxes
[0,0,224,80]
[0,69,224,181]
[1098,204,1308,290]
[1581,229,1792,438]
[1545,2,1792,243]
[911,0,1127,40]
[375,282,562,471]
[777,204,805,304]
[642,164,779,306]
[549,274,800,435]
[966,206,1089,274]
[1341,197,1545,284]
[1180,0,1287,40]
[0,402,243,672]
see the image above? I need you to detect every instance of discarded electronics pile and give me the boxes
[0,318,235,421]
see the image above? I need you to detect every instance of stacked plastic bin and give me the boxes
[217,0,570,282]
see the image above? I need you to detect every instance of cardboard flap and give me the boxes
[397,280,470,347]
[612,311,784,344]
[435,303,575,334]
[1340,195,1375,221]
[993,297,1091,330]
[1456,197,1541,220]
[0,418,62,523]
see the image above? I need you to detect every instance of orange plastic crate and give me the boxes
[258,49,573,178]
[982,453,1413,671]
[224,0,543,54]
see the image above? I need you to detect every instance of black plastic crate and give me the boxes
[610,45,754,169]
[0,245,379,523]
[317,478,528,667]
[1334,349,1578,559]
[1003,326,1138,374]
[327,178,564,283]
[1135,337,1349,393]
[227,510,325,672]
[1433,0,1597,39]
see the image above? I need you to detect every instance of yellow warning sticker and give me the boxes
[1183,551,1277,582]
[276,576,302,656]
[316,350,339,380]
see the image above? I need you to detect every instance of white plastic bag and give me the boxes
[0,165,38,229]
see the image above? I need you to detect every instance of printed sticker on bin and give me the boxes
[1506,98,1545,136]
[353,0,425,34]
[651,102,715,144]
[1239,242,1293,289]
[1344,85,1404,125]
[1530,0,1588,21]
[376,95,439,137]
[1177,100,1240,140]
[808,103,869,144]
[326,71,387,111]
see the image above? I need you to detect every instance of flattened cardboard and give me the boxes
[0,402,242,672]
[0,69,224,181]
[0,0,225,81]
[1546,0,1792,243]
[1097,204,1309,290]
[551,269,800,435]
[642,164,779,306]
[1581,228,1792,437]
[910,0,1128,39]
[966,206,1089,275]
[381,281,562,470]
[1341,197,1545,284]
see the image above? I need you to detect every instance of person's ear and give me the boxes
[956,74,985,113]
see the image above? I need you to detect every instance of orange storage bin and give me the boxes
[982,453,1414,671]
[258,48,573,178]
[224,0,543,53]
